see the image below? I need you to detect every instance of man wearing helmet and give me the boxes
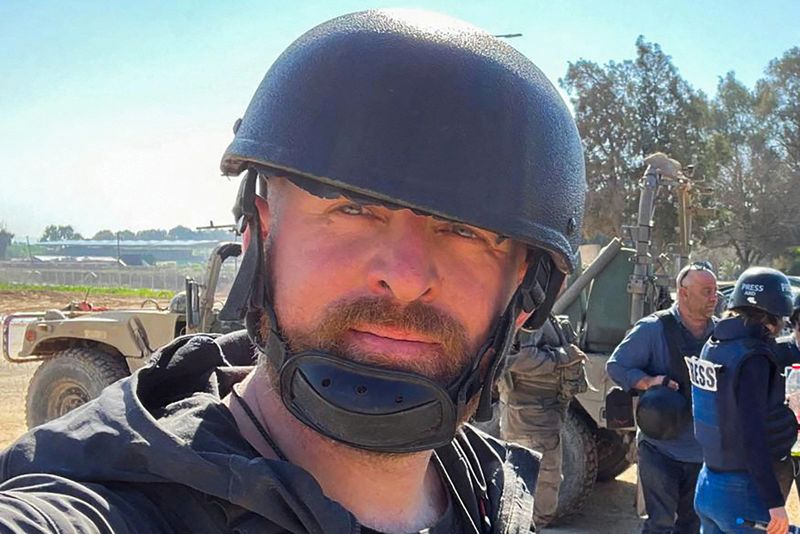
[690,267,797,534]
[0,9,585,533]
[607,262,718,534]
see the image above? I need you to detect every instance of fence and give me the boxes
[0,262,238,293]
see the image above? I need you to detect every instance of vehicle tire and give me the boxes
[595,428,633,481]
[555,407,599,520]
[25,347,130,428]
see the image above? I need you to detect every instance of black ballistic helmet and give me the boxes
[728,267,793,318]
[636,381,692,440]
[222,8,585,272]
[220,9,586,453]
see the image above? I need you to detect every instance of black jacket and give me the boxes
[0,333,539,533]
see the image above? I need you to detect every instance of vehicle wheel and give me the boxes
[596,428,633,481]
[555,407,599,520]
[26,347,130,428]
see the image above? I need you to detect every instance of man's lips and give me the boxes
[351,326,439,344]
[345,327,442,358]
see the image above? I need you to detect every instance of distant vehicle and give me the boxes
[2,243,242,428]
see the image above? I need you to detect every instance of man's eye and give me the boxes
[339,204,365,216]
[450,225,479,239]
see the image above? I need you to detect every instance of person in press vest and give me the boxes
[690,267,797,534]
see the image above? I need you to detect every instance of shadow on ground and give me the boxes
[542,473,643,534]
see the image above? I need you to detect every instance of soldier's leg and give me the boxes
[526,429,562,526]
[500,395,566,527]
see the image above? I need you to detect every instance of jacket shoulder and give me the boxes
[0,473,173,533]
[452,425,538,533]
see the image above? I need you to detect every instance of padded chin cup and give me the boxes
[279,352,458,452]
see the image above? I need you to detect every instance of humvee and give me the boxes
[2,242,242,427]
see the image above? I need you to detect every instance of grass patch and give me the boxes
[0,283,174,299]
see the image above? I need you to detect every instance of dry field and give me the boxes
[0,289,798,532]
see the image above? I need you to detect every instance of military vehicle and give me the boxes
[2,242,241,428]
[552,153,706,518]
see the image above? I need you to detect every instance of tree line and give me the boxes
[38,225,233,243]
[561,37,800,272]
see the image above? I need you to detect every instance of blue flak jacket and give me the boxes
[689,317,796,472]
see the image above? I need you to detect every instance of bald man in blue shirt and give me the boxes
[607,263,718,534]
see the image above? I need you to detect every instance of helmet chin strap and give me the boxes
[220,169,564,452]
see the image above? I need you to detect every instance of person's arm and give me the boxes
[504,343,561,377]
[606,320,668,392]
[505,320,561,377]
[735,357,785,510]
[0,473,167,533]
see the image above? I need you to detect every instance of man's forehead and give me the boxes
[684,269,717,286]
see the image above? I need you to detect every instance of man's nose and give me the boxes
[366,216,440,303]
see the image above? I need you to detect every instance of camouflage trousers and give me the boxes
[500,391,569,528]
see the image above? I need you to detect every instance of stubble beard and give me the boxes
[255,241,483,460]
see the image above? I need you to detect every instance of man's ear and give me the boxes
[677,285,688,302]
[254,195,271,241]
[241,195,271,254]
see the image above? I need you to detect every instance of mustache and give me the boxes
[296,296,468,357]
[263,296,472,385]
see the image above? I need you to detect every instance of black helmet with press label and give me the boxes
[728,267,793,318]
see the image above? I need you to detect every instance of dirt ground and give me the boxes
[1,289,799,532]
[0,289,168,315]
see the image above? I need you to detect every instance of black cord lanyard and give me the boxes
[231,386,289,462]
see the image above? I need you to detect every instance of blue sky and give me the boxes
[2,0,798,241]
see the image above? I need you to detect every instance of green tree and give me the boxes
[167,225,197,241]
[135,229,168,241]
[40,224,83,241]
[760,48,800,176]
[92,229,116,240]
[561,58,637,239]
[117,230,136,240]
[561,37,710,248]
[703,72,800,267]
